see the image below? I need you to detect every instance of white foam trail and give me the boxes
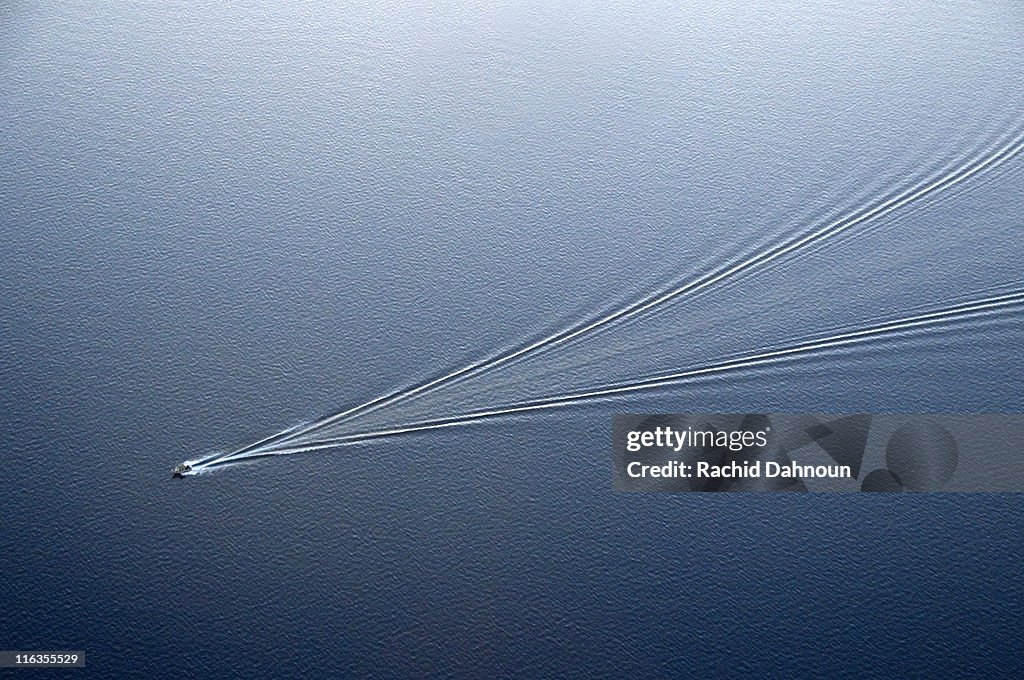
[202,419,314,465]
[184,451,277,475]
[343,136,1024,421]
[221,287,1024,461]
[254,121,1024,449]
[191,118,1024,472]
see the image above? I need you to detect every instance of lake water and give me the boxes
[3,2,1023,677]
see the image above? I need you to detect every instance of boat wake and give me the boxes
[175,113,1024,476]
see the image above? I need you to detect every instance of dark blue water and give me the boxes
[3,2,1024,677]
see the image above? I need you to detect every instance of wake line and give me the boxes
[196,420,312,464]
[214,287,1024,462]
[238,119,1024,453]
